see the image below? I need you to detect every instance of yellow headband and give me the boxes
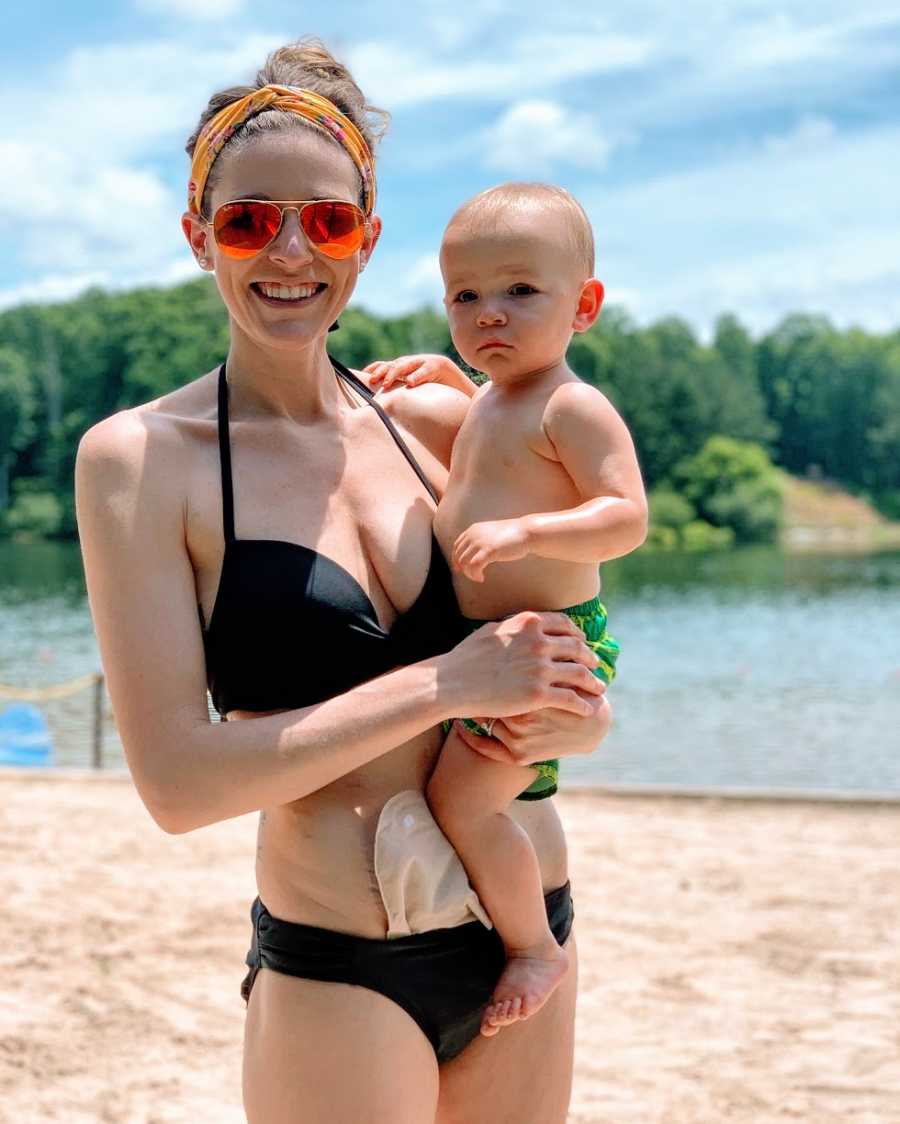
[188,84,376,217]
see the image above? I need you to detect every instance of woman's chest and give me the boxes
[186,416,438,632]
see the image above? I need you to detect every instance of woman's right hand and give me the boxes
[439,611,604,721]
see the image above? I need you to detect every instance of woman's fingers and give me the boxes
[552,667,605,701]
[545,686,599,716]
[548,634,601,671]
[534,611,588,637]
[452,721,515,763]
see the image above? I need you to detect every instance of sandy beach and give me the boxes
[2,773,898,1124]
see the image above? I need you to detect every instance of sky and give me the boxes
[1,0,898,339]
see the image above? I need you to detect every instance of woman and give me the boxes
[75,40,612,1123]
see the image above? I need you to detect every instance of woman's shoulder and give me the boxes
[76,368,219,501]
[358,372,470,471]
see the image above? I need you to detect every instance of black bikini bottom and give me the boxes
[241,881,574,1063]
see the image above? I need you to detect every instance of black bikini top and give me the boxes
[201,357,467,717]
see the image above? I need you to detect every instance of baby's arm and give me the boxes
[364,354,478,398]
[453,383,647,580]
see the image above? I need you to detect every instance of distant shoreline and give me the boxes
[5,765,900,805]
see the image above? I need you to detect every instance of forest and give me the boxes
[1,276,898,549]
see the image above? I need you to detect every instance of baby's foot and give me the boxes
[480,940,570,1036]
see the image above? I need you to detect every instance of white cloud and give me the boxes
[0,139,178,275]
[2,6,899,338]
[764,115,837,157]
[355,251,444,313]
[0,273,111,312]
[722,10,846,70]
[0,254,202,313]
[0,34,284,302]
[3,35,283,163]
[579,7,900,139]
[406,253,442,292]
[136,0,247,20]
[580,122,900,336]
[483,100,617,175]
[347,29,655,109]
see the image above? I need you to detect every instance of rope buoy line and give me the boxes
[0,672,102,702]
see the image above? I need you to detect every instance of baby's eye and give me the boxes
[454,289,478,303]
[508,283,537,296]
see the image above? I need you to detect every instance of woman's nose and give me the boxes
[267,210,315,267]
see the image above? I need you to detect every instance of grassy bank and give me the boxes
[781,474,900,552]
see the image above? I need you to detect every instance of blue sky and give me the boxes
[2,1,898,338]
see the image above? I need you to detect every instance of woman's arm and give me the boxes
[75,410,599,835]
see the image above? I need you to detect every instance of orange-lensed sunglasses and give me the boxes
[209,199,368,261]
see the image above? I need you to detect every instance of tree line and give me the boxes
[0,277,897,545]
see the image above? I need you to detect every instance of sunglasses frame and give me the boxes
[207,197,370,261]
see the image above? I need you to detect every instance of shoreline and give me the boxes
[5,765,900,806]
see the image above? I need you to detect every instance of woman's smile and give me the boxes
[250,280,328,306]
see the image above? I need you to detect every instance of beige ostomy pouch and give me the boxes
[374,789,491,938]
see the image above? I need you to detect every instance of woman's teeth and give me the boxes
[257,282,322,300]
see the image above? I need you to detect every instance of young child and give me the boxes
[369,183,647,1035]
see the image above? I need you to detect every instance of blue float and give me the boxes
[0,702,55,767]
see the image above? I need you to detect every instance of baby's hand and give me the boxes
[452,519,530,581]
[363,354,467,394]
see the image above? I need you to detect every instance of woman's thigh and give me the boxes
[243,968,440,1124]
[436,934,578,1124]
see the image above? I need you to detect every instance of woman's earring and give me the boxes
[198,256,210,268]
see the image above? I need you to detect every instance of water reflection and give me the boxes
[0,541,87,605]
[1,542,899,791]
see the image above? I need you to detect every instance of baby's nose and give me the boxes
[477,305,506,326]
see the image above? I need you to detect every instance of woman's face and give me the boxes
[186,126,380,353]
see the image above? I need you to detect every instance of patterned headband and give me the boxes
[188,84,376,217]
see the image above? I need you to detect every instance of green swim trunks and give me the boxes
[449,595,619,801]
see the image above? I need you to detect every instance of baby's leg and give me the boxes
[426,727,569,1035]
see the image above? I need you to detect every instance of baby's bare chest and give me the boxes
[436,402,580,537]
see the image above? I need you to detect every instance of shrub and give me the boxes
[675,436,783,543]
[648,487,696,530]
[5,483,64,538]
[680,520,735,551]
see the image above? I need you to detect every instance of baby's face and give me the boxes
[440,207,588,381]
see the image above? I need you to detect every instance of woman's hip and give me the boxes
[241,882,575,1065]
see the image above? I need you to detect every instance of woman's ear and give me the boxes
[359,214,383,272]
[181,212,212,270]
[572,278,605,333]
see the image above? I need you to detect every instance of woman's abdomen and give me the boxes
[229,713,570,936]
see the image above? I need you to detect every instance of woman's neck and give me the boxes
[224,330,343,423]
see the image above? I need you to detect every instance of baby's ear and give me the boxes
[573,279,604,332]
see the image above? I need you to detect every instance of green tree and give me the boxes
[0,348,35,511]
[711,313,776,447]
[328,307,392,370]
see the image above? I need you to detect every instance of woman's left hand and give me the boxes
[453,687,612,766]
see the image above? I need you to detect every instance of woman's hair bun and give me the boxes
[187,37,389,162]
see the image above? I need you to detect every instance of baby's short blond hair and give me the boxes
[445,182,595,278]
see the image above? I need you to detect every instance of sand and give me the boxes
[2,772,899,1124]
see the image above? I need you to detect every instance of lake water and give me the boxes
[1,541,898,795]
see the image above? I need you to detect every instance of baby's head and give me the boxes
[440,183,603,381]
